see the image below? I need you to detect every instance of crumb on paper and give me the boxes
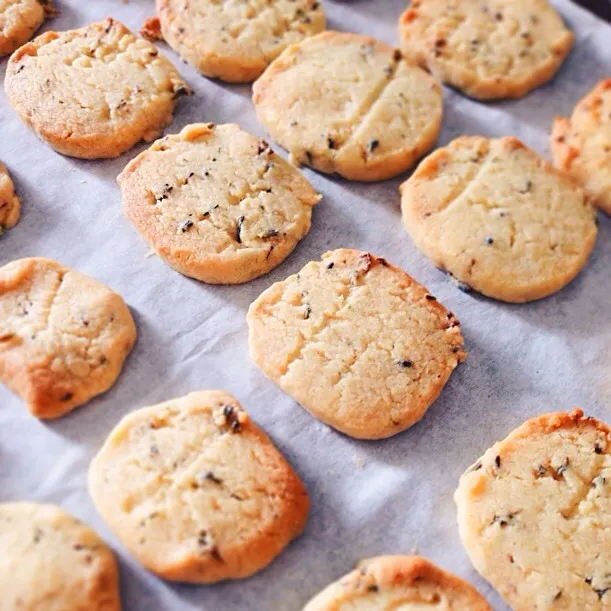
[353,455,365,469]
[145,249,157,259]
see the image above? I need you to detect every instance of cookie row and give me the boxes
[4,401,607,609]
[1,118,602,303]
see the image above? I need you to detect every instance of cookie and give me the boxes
[88,390,310,583]
[252,31,443,181]
[399,0,574,100]
[0,0,56,57]
[303,555,491,610]
[119,123,321,285]
[455,409,611,610]
[247,249,466,440]
[0,162,21,234]
[400,136,597,303]
[551,80,611,216]
[0,502,121,611]
[151,0,325,83]
[0,257,137,419]
[4,18,190,159]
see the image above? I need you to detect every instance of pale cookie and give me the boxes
[455,409,611,610]
[0,162,20,234]
[0,257,137,419]
[0,502,121,611]
[0,0,56,57]
[5,18,190,159]
[119,123,321,285]
[303,555,491,610]
[247,249,466,440]
[399,0,574,100]
[552,80,611,216]
[253,31,443,181]
[88,390,309,583]
[401,136,597,303]
[152,0,325,83]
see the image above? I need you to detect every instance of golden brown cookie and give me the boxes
[399,0,574,100]
[0,162,20,234]
[89,390,310,583]
[0,257,137,419]
[0,0,56,57]
[119,123,321,284]
[456,409,611,610]
[551,79,611,215]
[153,0,326,83]
[253,31,443,181]
[0,502,121,611]
[401,136,597,303]
[247,249,466,440]
[304,555,491,610]
[5,18,190,159]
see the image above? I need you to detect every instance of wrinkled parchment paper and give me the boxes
[1,1,610,609]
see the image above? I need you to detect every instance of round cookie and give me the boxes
[551,80,611,216]
[0,162,21,234]
[0,0,56,57]
[303,555,491,610]
[153,0,325,83]
[400,136,597,303]
[4,18,190,159]
[252,31,443,181]
[88,390,310,583]
[398,0,574,100]
[247,249,466,440]
[119,123,321,285]
[455,409,611,610]
[0,502,121,611]
[0,257,137,419]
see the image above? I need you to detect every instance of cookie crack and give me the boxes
[335,59,402,156]
[279,274,370,379]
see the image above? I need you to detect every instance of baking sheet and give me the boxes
[0,1,610,609]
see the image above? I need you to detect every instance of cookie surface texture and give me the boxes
[0,162,21,233]
[552,79,611,215]
[0,0,55,57]
[156,0,326,83]
[247,249,466,440]
[253,31,443,181]
[455,409,611,610]
[399,0,574,100]
[4,18,190,159]
[0,502,121,611]
[0,257,137,419]
[88,390,310,583]
[400,136,597,303]
[119,123,321,284]
[303,555,491,610]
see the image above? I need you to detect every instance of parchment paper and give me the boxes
[0,1,610,609]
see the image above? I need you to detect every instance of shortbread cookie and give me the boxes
[0,502,121,611]
[88,390,309,583]
[0,257,137,419]
[253,31,443,181]
[119,123,321,284]
[304,555,491,610]
[0,0,56,57]
[399,0,574,100]
[247,249,466,440]
[552,80,611,215]
[401,136,597,303]
[456,409,611,610]
[153,0,325,83]
[5,18,190,159]
[0,162,20,234]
